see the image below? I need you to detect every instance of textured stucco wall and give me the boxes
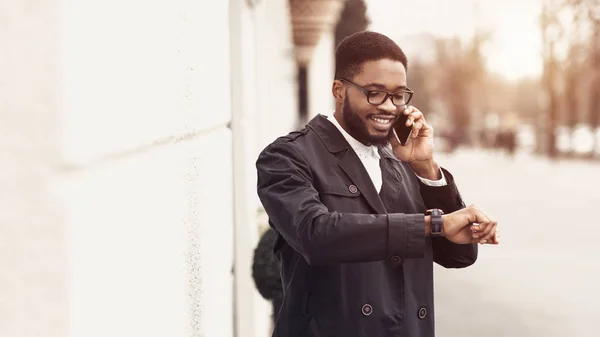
[1,0,298,335]
[58,0,235,336]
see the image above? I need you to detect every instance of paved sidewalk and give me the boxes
[434,149,600,337]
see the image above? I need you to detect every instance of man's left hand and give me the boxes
[389,105,439,179]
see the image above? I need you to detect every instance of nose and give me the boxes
[378,95,397,113]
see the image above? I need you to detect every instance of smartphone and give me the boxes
[392,113,412,146]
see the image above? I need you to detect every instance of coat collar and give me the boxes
[306,114,350,153]
[307,114,388,214]
[327,114,381,160]
[307,114,397,159]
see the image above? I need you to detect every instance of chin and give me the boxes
[367,133,390,147]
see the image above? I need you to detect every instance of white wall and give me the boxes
[256,0,299,152]
[0,1,65,336]
[308,30,336,119]
[249,2,289,336]
[229,1,262,337]
[58,0,234,336]
[1,0,299,336]
[230,0,299,336]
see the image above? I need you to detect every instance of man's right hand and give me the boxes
[441,205,499,245]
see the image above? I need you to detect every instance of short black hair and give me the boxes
[334,31,408,80]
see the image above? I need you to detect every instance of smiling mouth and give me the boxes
[369,115,395,129]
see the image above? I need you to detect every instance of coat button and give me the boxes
[418,307,427,319]
[361,304,373,316]
[390,255,402,264]
[348,185,358,194]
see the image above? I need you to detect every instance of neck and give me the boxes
[333,110,370,147]
[333,108,343,123]
[333,109,349,134]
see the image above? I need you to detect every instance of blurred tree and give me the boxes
[334,0,370,47]
[561,0,592,156]
[540,0,564,158]
[586,1,600,157]
[563,45,584,131]
[563,0,600,157]
[483,74,513,115]
[432,32,489,144]
[406,60,433,115]
[512,78,544,124]
[563,2,585,133]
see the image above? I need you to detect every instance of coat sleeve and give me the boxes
[256,141,427,267]
[418,168,478,268]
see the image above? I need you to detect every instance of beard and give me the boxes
[342,95,392,147]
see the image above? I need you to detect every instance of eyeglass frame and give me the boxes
[338,78,414,107]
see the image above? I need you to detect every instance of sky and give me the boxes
[366,0,544,81]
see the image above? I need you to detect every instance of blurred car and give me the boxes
[516,124,537,153]
[556,124,599,155]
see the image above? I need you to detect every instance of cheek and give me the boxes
[348,98,374,118]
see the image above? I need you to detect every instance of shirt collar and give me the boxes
[326,113,380,160]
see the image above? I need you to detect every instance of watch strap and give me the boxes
[426,209,444,237]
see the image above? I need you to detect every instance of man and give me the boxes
[256,31,499,337]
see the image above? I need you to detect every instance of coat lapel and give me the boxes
[338,149,387,214]
[307,114,387,214]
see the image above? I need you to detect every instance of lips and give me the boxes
[368,115,396,130]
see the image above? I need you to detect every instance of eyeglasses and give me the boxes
[339,78,414,107]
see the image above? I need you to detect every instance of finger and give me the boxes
[475,208,498,242]
[477,221,495,238]
[479,228,500,245]
[405,110,424,126]
[482,234,499,245]
[489,230,500,244]
[469,205,491,224]
[471,222,486,236]
[480,210,498,228]
[472,224,496,242]
[459,227,480,244]
[471,223,494,241]
[403,105,416,115]
[479,223,498,244]
[411,120,424,138]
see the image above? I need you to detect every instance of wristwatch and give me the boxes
[426,209,444,237]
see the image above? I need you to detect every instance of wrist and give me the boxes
[441,214,448,237]
[410,159,441,180]
[426,209,444,237]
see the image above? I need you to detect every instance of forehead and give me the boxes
[354,59,407,89]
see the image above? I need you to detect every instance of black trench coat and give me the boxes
[256,114,477,337]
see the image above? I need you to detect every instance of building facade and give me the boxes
[0,0,343,336]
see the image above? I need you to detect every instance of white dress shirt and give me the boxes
[326,114,446,193]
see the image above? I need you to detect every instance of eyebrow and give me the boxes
[363,83,408,91]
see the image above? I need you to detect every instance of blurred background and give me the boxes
[1,0,599,336]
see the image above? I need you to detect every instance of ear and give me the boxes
[332,80,345,104]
